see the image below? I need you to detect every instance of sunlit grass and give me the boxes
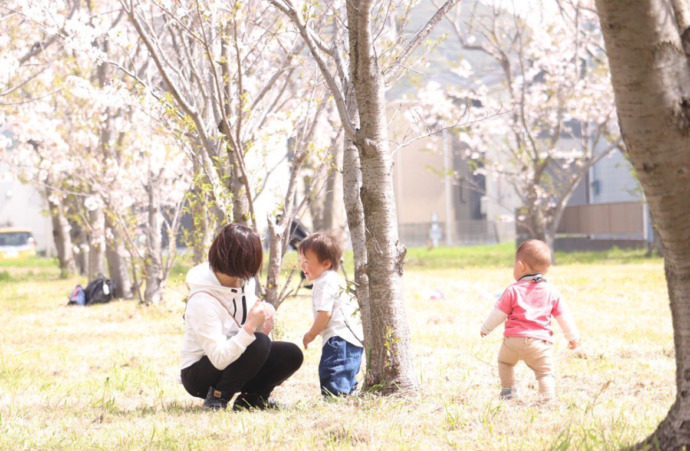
[0,248,672,449]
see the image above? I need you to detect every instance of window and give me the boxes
[0,232,32,246]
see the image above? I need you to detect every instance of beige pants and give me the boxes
[498,337,555,399]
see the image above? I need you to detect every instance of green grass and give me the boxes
[0,256,59,267]
[403,242,661,271]
[0,246,673,449]
[405,242,516,270]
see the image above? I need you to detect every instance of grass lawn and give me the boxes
[0,246,672,449]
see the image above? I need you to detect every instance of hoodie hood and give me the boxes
[186,263,256,314]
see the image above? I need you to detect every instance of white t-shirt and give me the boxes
[312,270,363,348]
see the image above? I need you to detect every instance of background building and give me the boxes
[0,164,55,255]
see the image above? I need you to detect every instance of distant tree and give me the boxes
[416,0,622,252]
[0,0,191,303]
[119,0,334,306]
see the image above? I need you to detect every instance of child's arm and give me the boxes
[480,308,508,337]
[555,314,579,349]
[303,311,332,349]
[552,292,579,349]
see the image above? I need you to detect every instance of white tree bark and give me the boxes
[597,0,690,447]
[87,208,106,281]
[47,193,76,278]
[105,217,133,300]
[321,136,345,231]
[143,173,164,305]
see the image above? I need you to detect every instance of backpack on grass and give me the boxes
[67,275,114,306]
[84,274,114,305]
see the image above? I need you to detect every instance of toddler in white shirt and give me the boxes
[299,232,363,396]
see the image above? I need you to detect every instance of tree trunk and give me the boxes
[342,130,374,381]
[87,208,106,281]
[322,138,345,231]
[144,174,163,305]
[191,189,211,265]
[189,162,212,265]
[227,141,249,226]
[71,222,88,276]
[264,220,284,308]
[265,145,306,309]
[47,195,76,278]
[307,183,325,232]
[347,0,416,392]
[220,38,249,226]
[105,216,133,299]
[596,1,690,447]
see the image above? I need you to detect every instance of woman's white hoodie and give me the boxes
[180,263,258,370]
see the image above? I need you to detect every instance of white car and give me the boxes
[0,228,37,259]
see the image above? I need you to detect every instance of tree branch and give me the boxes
[269,0,356,137]
[382,0,461,86]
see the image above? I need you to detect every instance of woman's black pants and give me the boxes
[181,333,303,401]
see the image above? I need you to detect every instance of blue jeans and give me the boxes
[319,336,363,396]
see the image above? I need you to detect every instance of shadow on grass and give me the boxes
[107,400,203,417]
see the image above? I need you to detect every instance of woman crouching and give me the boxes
[180,223,303,410]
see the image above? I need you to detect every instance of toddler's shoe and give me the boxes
[203,386,230,410]
[499,387,517,400]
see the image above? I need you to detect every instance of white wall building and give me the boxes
[0,165,55,255]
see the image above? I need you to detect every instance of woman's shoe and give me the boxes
[203,386,230,410]
[233,393,283,411]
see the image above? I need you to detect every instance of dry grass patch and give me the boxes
[0,258,672,449]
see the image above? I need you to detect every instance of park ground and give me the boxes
[0,244,674,450]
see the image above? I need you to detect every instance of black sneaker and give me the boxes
[203,386,230,411]
[232,393,283,411]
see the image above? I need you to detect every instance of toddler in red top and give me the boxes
[480,239,579,402]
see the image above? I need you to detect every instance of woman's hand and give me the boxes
[242,301,266,335]
[262,303,276,335]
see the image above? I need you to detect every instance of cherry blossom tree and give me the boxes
[270,0,461,393]
[0,0,192,303]
[415,0,622,252]
[0,0,81,276]
[118,0,335,306]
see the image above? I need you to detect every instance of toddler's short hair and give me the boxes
[298,232,342,271]
[208,223,263,280]
[516,239,551,272]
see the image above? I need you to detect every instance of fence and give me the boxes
[398,219,515,247]
[514,201,647,251]
[556,201,645,239]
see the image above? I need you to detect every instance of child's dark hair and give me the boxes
[208,223,263,279]
[298,232,342,271]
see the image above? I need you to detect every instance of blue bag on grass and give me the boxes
[67,285,86,306]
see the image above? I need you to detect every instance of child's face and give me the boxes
[300,249,331,281]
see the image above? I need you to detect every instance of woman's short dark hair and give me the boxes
[298,232,342,271]
[208,223,263,279]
